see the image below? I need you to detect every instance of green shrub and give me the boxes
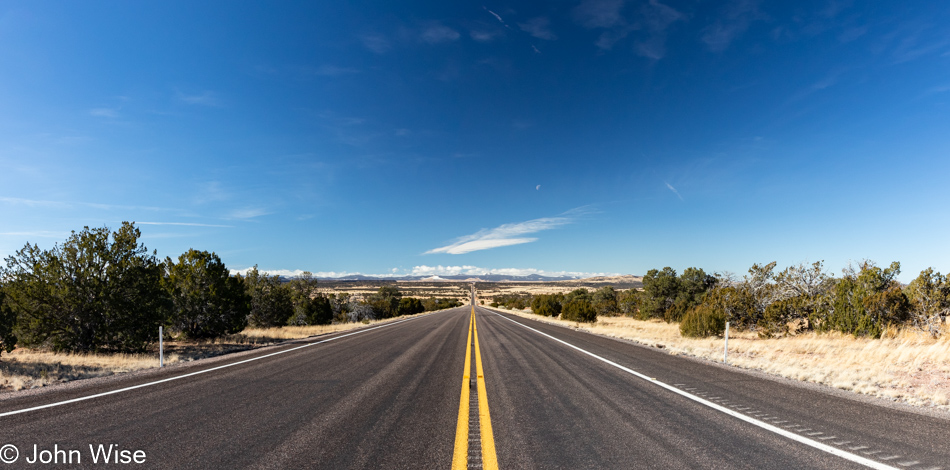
[592,286,619,316]
[618,289,640,317]
[665,297,691,323]
[288,295,333,326]
[493,293,531,310]
[530,294,562,317]
[397,297,425,316]
[760,300,793,338]
[5,223,171,352]
[166,250,250,339]
[816,262,908,338]
[561,299,596,323]
[423,297,461,311]
[680,304,726,338]
[641,267,716,322]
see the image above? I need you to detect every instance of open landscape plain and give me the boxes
[317,275,643,304]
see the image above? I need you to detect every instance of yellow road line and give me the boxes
[473,308,499,470]
[451,311,474,469]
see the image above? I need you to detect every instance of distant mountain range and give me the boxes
[305,274,643,284]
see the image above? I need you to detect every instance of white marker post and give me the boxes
[159,326,164,368]
[723,322,729,364]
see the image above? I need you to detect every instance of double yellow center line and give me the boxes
[452,307,498,469]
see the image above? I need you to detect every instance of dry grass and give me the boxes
[495,307,950,411]
[240,323,365,341]
[0,349,179,392]
[0,310,435,393]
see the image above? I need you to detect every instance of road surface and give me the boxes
[0,306,946,469]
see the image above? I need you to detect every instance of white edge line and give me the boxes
[487,310,898,470]
[0,312,442,418]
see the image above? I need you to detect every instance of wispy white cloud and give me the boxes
[89,107,119,118]
[0,231,70,238]
[807,74,838,90]
[837,25,868,43]
[890,33,950,64]
[665,181,684,200]
[595,26,637,50]
[787,70,843,102]
[421,23,460,44]
[139,232,199,239]
[769,3,862,44]
[819,0,851,19]
[484,8,510,28]
[634,0,684,59]
[0,196,168,212]
[572,0,682,55]
[470,29,504,42]
[518,17,557,41]
[426,209,586,255]
[635,39,666,59]
[193,181,232,205]
[642,0,682,30]
[136,221,233,228]
[412,265,481,276]
[360,33,392,53]
[573,0,625,29]
[432,238,538,254]
[701,0,767,52]
[532,45,542,54]
[176,89,222,107]
[227,207,270,220]
[0,197,67,208]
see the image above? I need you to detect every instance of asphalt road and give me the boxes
[0,306,947,469]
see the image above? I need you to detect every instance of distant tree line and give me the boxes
[322,286,459,324]
[666,261,948,339]
[491,261,949,340]
[492,287,639,324]
[0,222,458,357]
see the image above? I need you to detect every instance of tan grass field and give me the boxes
[319,278,641,306]
[0,311,431,392]
[0,349,179,392]
[494,307,950,411]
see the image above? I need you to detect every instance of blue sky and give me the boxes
[1,1,949,281]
